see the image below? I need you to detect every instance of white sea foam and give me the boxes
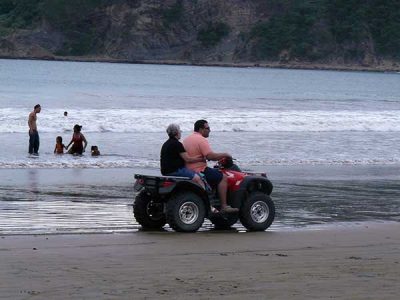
[0,157,159,169]
[2,108,400,133]
[1,157,399,169]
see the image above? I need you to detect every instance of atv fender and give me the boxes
[170,181,210,208]
[239,176,273,195]
[227,177,273,212]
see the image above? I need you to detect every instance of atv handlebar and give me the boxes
[215,157,241,172]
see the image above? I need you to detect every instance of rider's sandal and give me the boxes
[221,206,239,213]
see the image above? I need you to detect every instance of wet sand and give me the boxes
[1,166,399,235]
[1,223,399,299]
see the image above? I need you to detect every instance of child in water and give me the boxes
[91,145,100,156]
[54,136,66,154]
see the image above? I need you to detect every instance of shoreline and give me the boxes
[1,222,399,299]
[1,55,400,73]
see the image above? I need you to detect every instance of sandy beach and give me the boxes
[1,223,399,299]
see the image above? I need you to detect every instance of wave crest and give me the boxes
[1,108,400,133]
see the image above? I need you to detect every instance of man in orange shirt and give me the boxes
[183,120,238,213]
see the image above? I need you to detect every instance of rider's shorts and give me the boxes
[166,167,196,179]
[202,167,223,187]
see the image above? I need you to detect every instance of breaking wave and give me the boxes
[2,108,400,133]
[1,157,399,169]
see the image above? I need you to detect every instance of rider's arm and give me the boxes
[196,138,231,162]
[206,151,232,161]
[180,152,205,163]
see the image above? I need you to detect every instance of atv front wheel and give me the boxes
[134,191,166,230]
[240,193,275,231]
[167,192,205,232]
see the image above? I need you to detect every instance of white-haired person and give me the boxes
[160,123,205,189]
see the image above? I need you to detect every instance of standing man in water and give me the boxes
[28,104,41,155]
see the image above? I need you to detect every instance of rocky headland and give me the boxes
[0,0,399,71]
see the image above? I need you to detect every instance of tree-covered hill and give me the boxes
[0,0,399,70]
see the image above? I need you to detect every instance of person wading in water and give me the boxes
[28,104,41,155]
[66,124,87,155]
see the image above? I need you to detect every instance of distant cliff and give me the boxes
[1,0,399,71]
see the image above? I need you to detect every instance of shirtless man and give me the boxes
[28,104,41,155]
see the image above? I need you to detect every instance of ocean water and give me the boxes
[0,59,399,234]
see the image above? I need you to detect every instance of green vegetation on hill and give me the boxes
[0,0,42,29]
[42,0,106,56]
[326,0,400,59]
[0,0,399,64]
[0,0,107,54]
[197,22,230,47]
[162,0,184,27]
[250,1,322,60]
[249,0,400,61]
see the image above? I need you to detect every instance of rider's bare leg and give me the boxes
[218,175,228,208]
[218,175,239,213]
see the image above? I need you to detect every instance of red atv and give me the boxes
[133,158,275,232]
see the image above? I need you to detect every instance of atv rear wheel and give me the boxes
[167,192,205,232]
[240,193,275,231]
[134,191,166,230]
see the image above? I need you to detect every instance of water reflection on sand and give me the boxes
[1,169,399,235]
